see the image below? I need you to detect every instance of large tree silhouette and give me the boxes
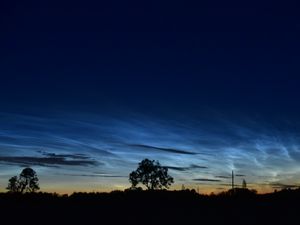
[7,167,40,193]
[129,159,174,190]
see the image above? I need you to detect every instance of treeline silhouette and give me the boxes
[1,188,300,225]
[3,160,300,224]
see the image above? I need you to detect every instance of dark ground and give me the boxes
[0,188,299,225]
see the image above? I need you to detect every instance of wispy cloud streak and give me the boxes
[1,111,300,192]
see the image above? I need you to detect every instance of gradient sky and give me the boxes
[1,1,300,193]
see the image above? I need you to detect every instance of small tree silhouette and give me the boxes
[129,158,174,190]
[7,167,40,193]
[7,176,20,193]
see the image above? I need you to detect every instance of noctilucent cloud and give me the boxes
[1,1,300,193]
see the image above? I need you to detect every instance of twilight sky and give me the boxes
[1,1,300,193]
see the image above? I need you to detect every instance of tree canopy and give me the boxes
[129,159,174,190]
[7,167,40,193]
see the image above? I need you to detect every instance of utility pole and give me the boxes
[232,170,234,191]
[242,179,247,189]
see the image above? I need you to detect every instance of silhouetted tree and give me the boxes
[7,168,40,193]
[19,168,40,193]
[129,158,174,190]
[6,176,20,193]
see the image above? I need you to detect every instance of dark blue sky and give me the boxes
[1,1,300,193]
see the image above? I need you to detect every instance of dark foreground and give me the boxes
[1,189,299,225]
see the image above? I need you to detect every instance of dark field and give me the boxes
[1,189,299,225]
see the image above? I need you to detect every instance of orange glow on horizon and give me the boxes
[0,184,277,195]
